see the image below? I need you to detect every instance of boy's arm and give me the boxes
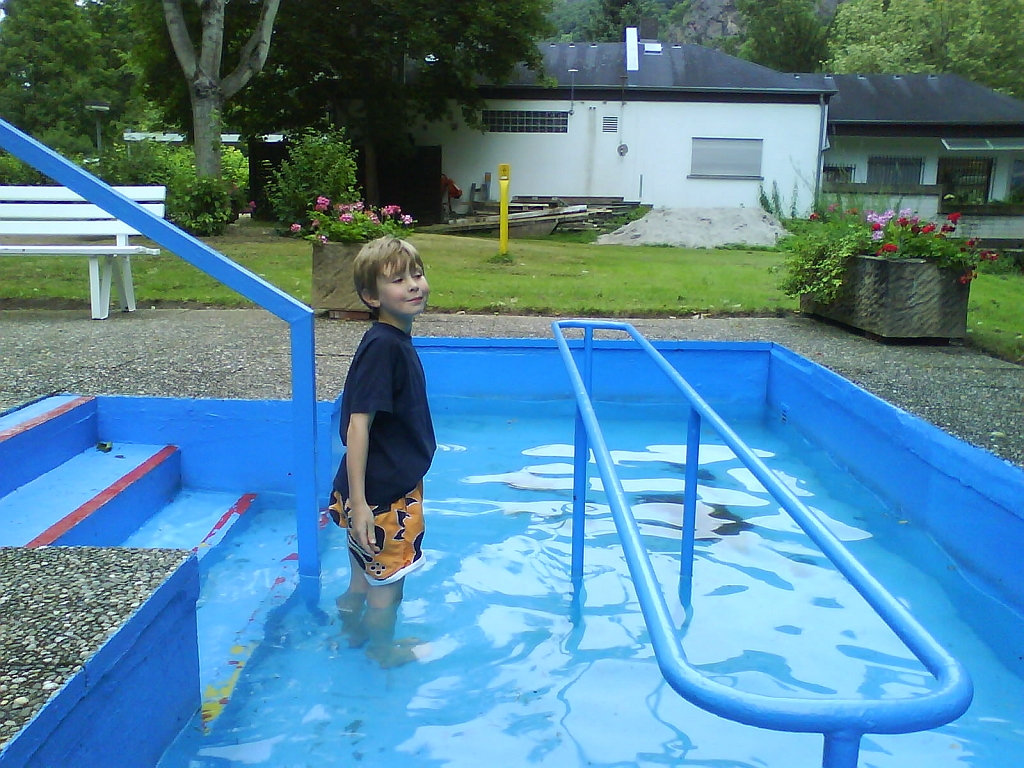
[345,411,378,554]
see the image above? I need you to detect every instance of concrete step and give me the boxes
[0,395,98,498]
[0,441,180,547]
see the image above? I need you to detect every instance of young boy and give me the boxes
[328,236,435,667]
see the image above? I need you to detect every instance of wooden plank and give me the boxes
[0,245,160,255]
[0,220,149,236]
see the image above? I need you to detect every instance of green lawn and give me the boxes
[1,229,1021,362]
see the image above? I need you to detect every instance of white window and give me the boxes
[690,138,763,179]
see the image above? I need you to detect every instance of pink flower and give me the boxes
[290,223,302,233]
[318,234,328,245]
[353,201,364,212]
[340,213,354,223]
[314,196,330,212]
[368,213,380,224]
[401,214,414,225]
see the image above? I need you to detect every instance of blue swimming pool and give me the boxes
[156,398,1024,767]
[3,336,1021,768]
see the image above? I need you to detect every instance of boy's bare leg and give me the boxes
[337,549,369,647]
[364,578,420,668]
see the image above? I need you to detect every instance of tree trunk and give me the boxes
[191,76,224,179]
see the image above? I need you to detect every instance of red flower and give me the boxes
[940,224,955,233]
[897,217,910,227]
[966,238,977,247]
[809,212,820,221]
[872,222,883,231]
[920,223,936,234]
[876,243,899,255]
[947,212,962,223]
[911,225,921,234]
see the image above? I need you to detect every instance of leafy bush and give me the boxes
[167,175,233,236]
[0,152,47,185]
[267,129,358,226]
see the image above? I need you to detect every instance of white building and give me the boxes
[413,29,833,215]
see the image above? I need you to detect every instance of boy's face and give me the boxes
[364,263,429,332]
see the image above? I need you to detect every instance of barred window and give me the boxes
[482,110,568,133]
[937,157,992,205]
[689,138,763,179]
[866,156,923,188]
[823,165,855,184]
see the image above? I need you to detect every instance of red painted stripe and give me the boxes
[193,493,257,552]
[0,396,94,443]
[27,445,179,548]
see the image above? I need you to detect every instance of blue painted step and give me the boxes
[0,395,98,498]
[0,441,181,547]
[125,490,256,559]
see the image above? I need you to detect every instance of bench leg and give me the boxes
[88,255,113,320]
[113,255,137,313]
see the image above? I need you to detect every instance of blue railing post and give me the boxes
[822,731,862,768]
[571,327,594,589]
[679,407,701,605]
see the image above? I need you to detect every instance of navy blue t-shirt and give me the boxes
[333,322,436,507]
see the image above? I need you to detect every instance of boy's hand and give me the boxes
[348,501,379,554]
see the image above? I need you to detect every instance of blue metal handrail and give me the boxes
[552,319,972,768]
[0,119,320,599]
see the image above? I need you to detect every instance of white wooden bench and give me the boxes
[0,186,165,319]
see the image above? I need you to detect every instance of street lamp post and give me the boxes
[84,100,110,154]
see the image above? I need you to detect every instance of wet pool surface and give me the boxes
[159,405,1024,767]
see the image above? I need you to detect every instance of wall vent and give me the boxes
[602,116,618,133]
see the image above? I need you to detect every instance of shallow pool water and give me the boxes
[160,403,1024,767]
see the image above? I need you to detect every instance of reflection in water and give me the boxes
[159,418,1024,768]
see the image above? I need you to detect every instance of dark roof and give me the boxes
[824,74,1024,125]
[478,42,834,102]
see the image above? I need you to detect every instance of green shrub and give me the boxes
[267,129,358,226]
[221,146,251,217]
[0,152,47,185]
[167,175,233,236]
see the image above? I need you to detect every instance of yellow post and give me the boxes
[498,163,511,255]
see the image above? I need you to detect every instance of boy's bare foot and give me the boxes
[366,638,421,671]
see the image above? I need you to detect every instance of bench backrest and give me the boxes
[0,186,166,237]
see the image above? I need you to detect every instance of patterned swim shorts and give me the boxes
[328,483,425,585]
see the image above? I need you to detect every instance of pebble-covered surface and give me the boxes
[0,547,190,748]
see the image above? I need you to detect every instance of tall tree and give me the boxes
[0,0,111,154]
[229,0,553,204]
[583,0,666,42]
[826,0,1024,97]
[157,0,282,178]
[736,0,830,72]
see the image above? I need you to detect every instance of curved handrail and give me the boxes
[0,119,321,597]
[552,319,972,768]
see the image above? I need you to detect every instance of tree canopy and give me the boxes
[827,0,1024,98]
[0,0,140,155]
[735,0,830,73]
[226,0,552,200]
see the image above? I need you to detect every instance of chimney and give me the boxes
[625,27,639,72]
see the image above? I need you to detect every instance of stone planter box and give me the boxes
[800,254,970,340]
[311,241,370,318]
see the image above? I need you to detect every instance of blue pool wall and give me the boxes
[78,337,1022,617]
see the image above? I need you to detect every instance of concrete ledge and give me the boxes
[0,547,199,767]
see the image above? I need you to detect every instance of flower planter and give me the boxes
[800,254,970,340]
[311,241,370,319]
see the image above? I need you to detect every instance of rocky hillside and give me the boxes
[667,0,845,46]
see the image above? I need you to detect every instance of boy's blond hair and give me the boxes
[352,236,424,314]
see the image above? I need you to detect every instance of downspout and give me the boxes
[815,91,829,206]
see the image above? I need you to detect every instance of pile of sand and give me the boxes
[596,207,788,248]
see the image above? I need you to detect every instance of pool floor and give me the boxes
[158,405,1024,767]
